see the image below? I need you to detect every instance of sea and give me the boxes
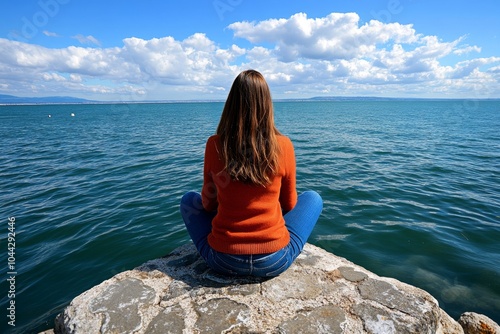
[0,100,499,333]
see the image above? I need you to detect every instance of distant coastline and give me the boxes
[1,93,499,106]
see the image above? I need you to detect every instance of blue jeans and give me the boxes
[180,190,323,277]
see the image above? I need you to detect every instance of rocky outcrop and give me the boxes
[458,313,500,334]
[52,243,499,334]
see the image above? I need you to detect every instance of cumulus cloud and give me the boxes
[227,12,499,97]
[228,13,420,61]
[0,12,499,100]
[0,34,244,99]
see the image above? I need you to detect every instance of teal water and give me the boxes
[0,100,499,333]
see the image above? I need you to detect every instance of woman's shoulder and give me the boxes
[206,134,220,146]
[207,134,219,141]
[204,135,220,154]
[277,135,293,148]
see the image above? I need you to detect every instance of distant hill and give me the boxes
[308,96,398,101]
[1,94,497,105]
[306,96,500,101]
[0,94,93,104]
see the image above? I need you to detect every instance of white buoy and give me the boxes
[71,113,75,117]
[48,114,52,118]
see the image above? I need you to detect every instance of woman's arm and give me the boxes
[202,137,219,212]
[279,137,298,212]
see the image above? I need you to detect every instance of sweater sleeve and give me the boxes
[202,137,218,212]
[279,137,298,212]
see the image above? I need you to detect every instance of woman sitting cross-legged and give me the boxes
[180,69,323,277]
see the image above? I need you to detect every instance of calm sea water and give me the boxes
[0,100,499,333]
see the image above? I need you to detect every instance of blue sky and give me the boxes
[1,0,499,100]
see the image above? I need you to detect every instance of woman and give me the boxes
[180,70,322,277]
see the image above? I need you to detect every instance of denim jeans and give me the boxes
[180,190,323,277]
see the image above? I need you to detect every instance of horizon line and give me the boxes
[1,95,500,106]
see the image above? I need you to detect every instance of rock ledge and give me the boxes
[52,243,499,334]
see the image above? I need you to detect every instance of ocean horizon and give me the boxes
[2,92,500,106]
[0,100,499,333]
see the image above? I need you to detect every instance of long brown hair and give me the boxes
[216,70,281,186]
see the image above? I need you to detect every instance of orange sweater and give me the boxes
[202,135,297,254]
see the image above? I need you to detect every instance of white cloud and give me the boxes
[72,34,101,46]
[450,57,500,79]
[0,12,499,100]
[42,72,66,81]
[228,12,419,61]
[69,74,82,82]
[43,30,60,37]
[454,45,481,55]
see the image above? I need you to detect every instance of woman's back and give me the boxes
[180,69,322,277]
[202,134,297,255]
